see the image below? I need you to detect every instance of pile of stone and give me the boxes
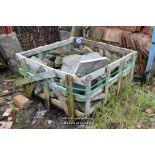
[31,46,112,77]
[61,52,110,76]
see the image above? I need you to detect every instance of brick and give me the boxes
[13,94,30,109]
[142,26,152,36]
[119,26,142,32]
[102,28,130,44]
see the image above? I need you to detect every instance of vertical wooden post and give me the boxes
[104,66,111,104]
[38,53,43,60]
[65,74,75,119]
[20,58,30,96]
[43,80,50,109]
[85,75,92,116]
[130,53,137,80]
[117,61,124,95]
[70,26,83,37]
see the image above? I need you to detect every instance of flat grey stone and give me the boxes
[75,57,110,76]
[43,59,54,68]
[62,54,81,66]
[61,54,81,74]
[61,52,110,76]
[104,50,112,58]
[98,49,104,56]
[80,52,101,61]
[0,32,23,69]
[54,56,63,68]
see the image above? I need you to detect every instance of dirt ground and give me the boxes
[1,67,155,129]
[0,68,88,129]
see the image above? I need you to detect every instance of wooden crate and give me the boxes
[15,37,137,117]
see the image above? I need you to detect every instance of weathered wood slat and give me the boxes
[130,52,137,80]
[90,88,103,99]
[16,54,85,85]
[43,81,50,109]
[117,61,124,95]
[81,38,133,55]
[104,66,111,104]
[20,59,31,96]
[47,79,68,114]
[51,98,85,117]
[15,71,52,86]
[109,67,131,86]
[65,75,75,118]
[108,52,134,70]
[81,67,106,82]
[85,75,92,115]
[19,37,75,57]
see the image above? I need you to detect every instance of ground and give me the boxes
[1,68,155,129]
[88,79,155,129]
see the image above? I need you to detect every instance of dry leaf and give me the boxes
[0,121,13,129]
[2,108,13,117]
[146,108,153,114]
[2,90,9,94]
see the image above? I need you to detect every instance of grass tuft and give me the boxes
[89,79,154,129]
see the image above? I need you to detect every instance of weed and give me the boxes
[89,79,154,129]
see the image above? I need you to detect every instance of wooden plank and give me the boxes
[65,74,75,118]
[75,110,85,117]
[37,84,86,103]
[38,53,43,60]
[81,38,133,55]
[48,78,68,114]
[116,61,124,95]
[43,81,50,109]
[91,92,105,101]
[108,52,134,70]
[104,66,111,104]
[51,98,66,111]
[19,38,75,57]
[130,52,137,80]
[20,58,31,96]
[85,75,92,115]
[81,67,106,82]
[90,88,103,99]
[81,52,136,82]
[90,105,97,114]
[16,54,84,85]
[109,67,131,86]
[31,56,46,65]
[15,71,52,86]
[51,98,85,117]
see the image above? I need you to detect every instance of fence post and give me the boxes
[130,52,137,80]
[104,66,111,104]
[65,74,75,119]
[117,61,124,95]
[43,80,51,109]
[85,75,92,116]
